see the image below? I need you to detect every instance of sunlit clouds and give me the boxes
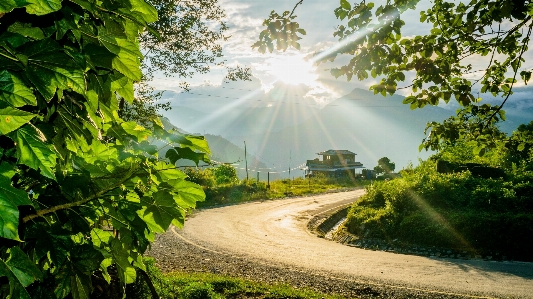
[254,54,318,87]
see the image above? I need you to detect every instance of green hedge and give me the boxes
[345,160,533,260]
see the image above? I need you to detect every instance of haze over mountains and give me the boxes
[162,85,532,179]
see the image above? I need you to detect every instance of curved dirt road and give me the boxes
[174,190,533,298]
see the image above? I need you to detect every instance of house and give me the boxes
[305,150,363,178]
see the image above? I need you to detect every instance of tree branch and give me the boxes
[486,22,533,127]
[289,0,304,18]
[23,166,139,223]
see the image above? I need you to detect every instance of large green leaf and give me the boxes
[10,124,57,180]
[25,0,62,15]
[110,239,136,284]
[61,265,91,299]
[97,22,142,81]
[121,121,151,141]
[120,0,158,24]
[138,191,184,233]
[173,180,205,209]
[0,163,32,240]
[166,146,209,166]
[1,247,43,286]
[0,106,37,135]
[0,0,28,14]
[0,247,42,299]
[0,70,36,107]
[22,39,85,101]
[8,22,45,40]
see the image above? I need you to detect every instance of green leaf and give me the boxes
[121,121,151,141]
[139,191,184,233]
[10,124,57,180]
[70,269,92,299]
[173,180,205,209]
[23,39,86,101]
[340,0,351,10]
[3,247,43,286]
[0,106,37,135]
[8,22,45,40]
[90,228,114,247]
[118,0,158,24]
[110,239,136,284]
[97,22,143,81]
[0,163,32,239]
[0,0,29,14]
[25,0,62,15]
[166,147,209,166]
[0,70,36,107]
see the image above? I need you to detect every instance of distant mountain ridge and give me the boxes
[163,88,531,178]
[160,117,275,180]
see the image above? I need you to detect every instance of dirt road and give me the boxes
[170,190,533,298]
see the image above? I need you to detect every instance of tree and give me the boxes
[121,0,251,129]
[254,0,532,155]
[212,164,239,185]
[374,157,396,174]
[0,0,211,298]
[503,121,533,169]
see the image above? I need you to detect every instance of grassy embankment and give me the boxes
[196,176,371,208]
[128,258,347,299]
[344,152,533,261]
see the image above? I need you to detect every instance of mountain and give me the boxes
[163,87,532,179]
[160,81,321,137]
[159,117,276,180]
[224,88,456,177]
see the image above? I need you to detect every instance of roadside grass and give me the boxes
[196,176,371,208]
[128,258,348,299]
[344,158,533,261]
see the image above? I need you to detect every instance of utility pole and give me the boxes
[288,150,291,187]
[244,141,249,180]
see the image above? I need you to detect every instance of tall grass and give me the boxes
[195,175,370,208]
[345,159,533,260]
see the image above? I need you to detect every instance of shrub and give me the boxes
[345,157,533,260]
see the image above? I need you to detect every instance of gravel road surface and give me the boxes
[150,190,533,298]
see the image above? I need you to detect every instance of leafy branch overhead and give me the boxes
[0,0,210,298]
[254,0,533,154]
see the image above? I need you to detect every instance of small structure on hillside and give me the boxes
[305,150,363,178]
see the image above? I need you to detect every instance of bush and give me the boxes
[185,167,216,187]
[345,158,533,260]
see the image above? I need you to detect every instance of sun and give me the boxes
[260,54,318,86]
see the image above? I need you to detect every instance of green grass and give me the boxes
[344,159,533,261]
[128,258,349,299]
[196,177,371,208]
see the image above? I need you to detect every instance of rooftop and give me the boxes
[316,150,356,155]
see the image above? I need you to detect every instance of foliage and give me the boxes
[0,0,211,298]
[184,167,217,188]
[374,157,395,174]
[345,156,533,260]
[255,0,533,154]
[127,257,347,299]
[503,120,533,170]
[141,0,251,91]
[194,174,369,208]
[212,164,239,185]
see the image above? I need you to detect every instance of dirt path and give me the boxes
[163,190,533,298]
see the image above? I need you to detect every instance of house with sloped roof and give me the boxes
[305,150,363,178]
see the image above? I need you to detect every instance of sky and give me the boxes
[149,0,533,174]
[149,0,533,109]
[150,0,417,103]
